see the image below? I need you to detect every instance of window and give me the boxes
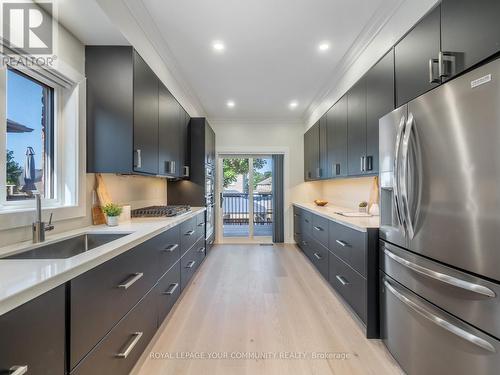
[5,68,54,201]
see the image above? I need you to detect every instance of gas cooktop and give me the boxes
[131,205,191,218]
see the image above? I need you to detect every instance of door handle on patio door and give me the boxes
[220,192,223,208]
[393,115,406,229]
[401,113,415,239]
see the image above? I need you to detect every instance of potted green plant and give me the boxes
[102,203,123,227]
[359,201,368,213]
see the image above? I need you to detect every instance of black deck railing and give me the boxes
[222,192,272,225]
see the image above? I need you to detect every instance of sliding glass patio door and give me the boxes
[220,155,273,241]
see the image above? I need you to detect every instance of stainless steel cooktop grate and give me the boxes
[131,205,191,218]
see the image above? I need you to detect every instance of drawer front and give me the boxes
[155,226,180,275]
[156,261,181,324]
[180,217,198,255]
[309,239,329,280]
[0,286,65,375]
[329,251,366,323]
[311,214,329,248]
[329,221,367,277]
[72,289,157,375]
[196,212,206,239]
[300,210,312,237]
[300,235,314,260]
[293,206,302,234]
[70,240,158,369]
[381,274,500,375]
[381,240,500,339]
[180,237,204,290]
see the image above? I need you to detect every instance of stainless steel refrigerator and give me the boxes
[379,57,500,374]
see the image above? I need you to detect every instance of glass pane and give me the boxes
[6,69,52,201]
[222,157,250,237]
[253,157,273,237]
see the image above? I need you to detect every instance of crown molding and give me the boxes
[302,0,404,126]
[122,0,207,117]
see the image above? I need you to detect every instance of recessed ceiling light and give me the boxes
[212,41,225,52]
[318,42,330,52]
[289,100,298,109]
[227,100,235,108]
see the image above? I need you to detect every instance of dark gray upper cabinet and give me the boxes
[395,5,441,107]
[319,115,328,179]
[87,46,189,177]
[347,77,367,176]
[179,108,190,177]
[158,84,181,177]
[366,50,395,174]
[326,95,348,178]
[441,0,500,81]
[168,118,216,206]
[304,122,320,180]
[86,46,134,173]
[133,52,159,175]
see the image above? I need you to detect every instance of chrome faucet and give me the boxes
[32,194,54,243]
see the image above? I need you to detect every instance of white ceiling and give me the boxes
[44,0,128,45]
[138,0,396,121]
[54,0,403,122]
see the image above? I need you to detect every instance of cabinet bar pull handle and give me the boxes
[135,149,142,169]
[313,252,322,260]
[117,272,143,289]
[198,222,205,227]
[185,230,195,236]
[186,260,196,269]
[116,332,143,358]
[9,366,28,375]
[313,226,323,232]
[428,58,440,83]
[163,244,178,253]
[163,283,179,295]
[336,275,349,286]
[198,247,205,253]
[336,240,348,247]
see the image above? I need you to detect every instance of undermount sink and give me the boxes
[2,233,131,260]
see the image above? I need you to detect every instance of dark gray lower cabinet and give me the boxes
[70,212,206,373]
[0,286,65,375]
[70,237,160,369]
[293,205,379,338]
[156,262,182,324]
[181,236,205,290]
[71,290,157,375]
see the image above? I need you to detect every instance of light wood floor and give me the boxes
[132,244,402,375]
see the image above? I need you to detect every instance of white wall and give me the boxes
[212,120,321,243]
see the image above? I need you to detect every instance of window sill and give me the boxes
[0,203,86,231]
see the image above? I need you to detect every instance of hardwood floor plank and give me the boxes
[132,244,402,375]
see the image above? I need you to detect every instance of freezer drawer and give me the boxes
[381,273,500,375]
[380,240,500,339]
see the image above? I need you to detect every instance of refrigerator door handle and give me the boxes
[383,248,496,298]
[383,278,496,353]
[401,112,415,239]
[393,115,406,229]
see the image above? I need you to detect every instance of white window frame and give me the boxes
[0,60,86,229]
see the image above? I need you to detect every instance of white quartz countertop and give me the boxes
[0,207,206,316]
[293,202,379,232]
